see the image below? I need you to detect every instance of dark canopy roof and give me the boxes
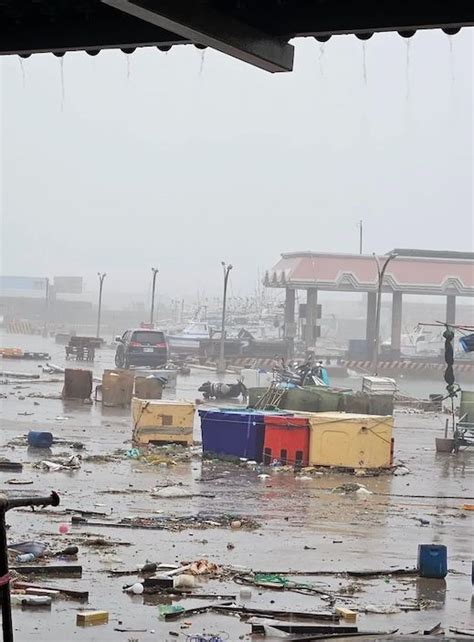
[1,1,473,72]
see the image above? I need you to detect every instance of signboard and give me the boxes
[298,304,322,319]
[0,276,47,291]
[53,276,83,294]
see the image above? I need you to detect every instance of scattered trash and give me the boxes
[124,582,145,595]
[394,465,410,476]
[16,553,36,563]
[158,605,185,618]
[9,541,47,557]
[76,610,109,626]
[76,513,259,532]
[330,483,374,496]
[449,628,474,637]
[173,574,195,589]
[364,604,402,614]
[35,455,81,471]
[239,588,252,600]
[10,565,82,578]
[151,486,197,498]
[11,594,52,607]
[189,560,221,576]
[335,606,357,621]
[0,460,23,472]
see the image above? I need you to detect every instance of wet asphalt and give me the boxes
[0,334,473,641]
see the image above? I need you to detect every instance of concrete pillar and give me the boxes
[391,291,403,357]
[284,288,295,329]
[366,292,377,358]
[284,288,296,357]
[446,295,456,325]
[305,289,318,349]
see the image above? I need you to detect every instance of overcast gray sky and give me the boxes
[1,30,472,302]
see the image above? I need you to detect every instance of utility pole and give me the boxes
[217,262,233,374]
[150,267,159,326]
[358,220,363,254]
[372,252,397,374]
[96,272,106,339]
[44,277,50,334]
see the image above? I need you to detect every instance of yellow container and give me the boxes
[304,412,393,469]
[131,398,194,446]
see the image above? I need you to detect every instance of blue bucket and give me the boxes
[27,431,53,449]
[417,544,448,579]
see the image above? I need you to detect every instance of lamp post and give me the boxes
[358,219,363,254]
[217,262,233,374]
[96,272,106,338]
[150,267,159,326]
[372,252,397,374]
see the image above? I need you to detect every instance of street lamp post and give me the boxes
[217,262,233,374]
[150,267,159,326]
[372,253,397,374]
[96,272,106,339]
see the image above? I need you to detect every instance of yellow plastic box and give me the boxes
[303,412,393,469]
[131,398,194,446]
[76,610,109,626]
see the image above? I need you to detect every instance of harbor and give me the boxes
[1,3,473,641]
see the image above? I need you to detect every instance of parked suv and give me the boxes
[115,329,168,369]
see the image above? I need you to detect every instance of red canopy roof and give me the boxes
[265,251,474,296]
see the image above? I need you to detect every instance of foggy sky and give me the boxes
[1,31,473,303]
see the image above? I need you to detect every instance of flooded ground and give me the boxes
[1,335,473,641]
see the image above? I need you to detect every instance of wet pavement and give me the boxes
[1,335,473,641]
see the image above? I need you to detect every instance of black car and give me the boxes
[115,329,168,369]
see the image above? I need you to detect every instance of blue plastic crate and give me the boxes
[198,409,266,462]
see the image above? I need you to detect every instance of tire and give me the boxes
[115,350,125,369]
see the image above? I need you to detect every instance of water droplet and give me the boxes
[362,42,368,85]
[18,57,26,88]
[318,44,325,77]
[405,39,411,102]
[448,34,455,92]
[59,58,65,111]
[199,50,206,76]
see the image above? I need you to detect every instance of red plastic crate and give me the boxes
[263,415,310,466]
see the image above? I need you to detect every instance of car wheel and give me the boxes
[123,357,130,369]
[115,351,124,368]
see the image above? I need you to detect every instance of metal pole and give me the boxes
[0,492,60,642]
[0,510,13,642]
[217,262,232,374]
[359,220,363,255]
[96,273,106,339]
[372,253,397,375]
[150,268,159,326]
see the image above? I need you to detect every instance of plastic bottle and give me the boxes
[16,553,35,563]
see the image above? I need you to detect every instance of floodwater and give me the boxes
[1,334,473,641]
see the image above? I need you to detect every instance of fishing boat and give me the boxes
[167,321,213,353]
